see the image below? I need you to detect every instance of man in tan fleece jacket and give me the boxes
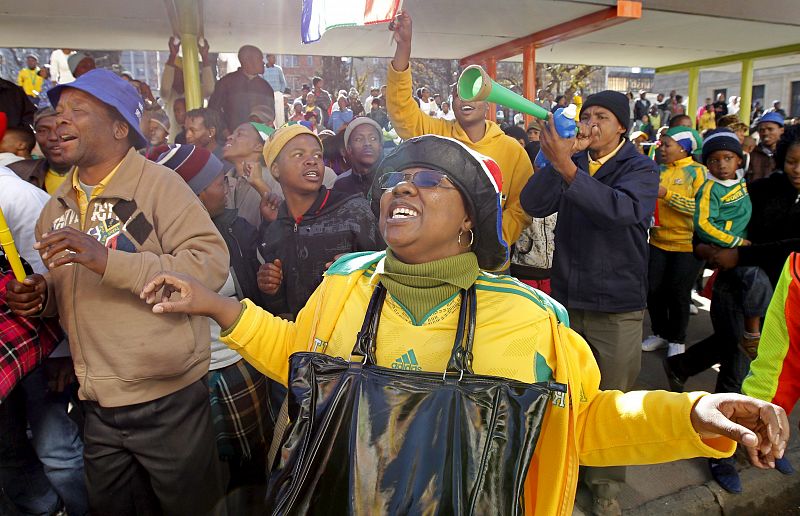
[5,69,229,515]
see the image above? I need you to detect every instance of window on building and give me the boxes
[790,81,800,118]
[307,56,313,66]
[752,84,765,109]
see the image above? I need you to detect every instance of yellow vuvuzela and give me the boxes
[0,205,26,281]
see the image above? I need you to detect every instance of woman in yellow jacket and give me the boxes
[141,135,788,515]
[643,126,708,357]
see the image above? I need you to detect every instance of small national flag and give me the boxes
[301,0,401,44]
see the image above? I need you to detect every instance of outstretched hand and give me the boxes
[141,271,210,315]
[389,10,412,71]
[690,393,790,469]
[198,37,210,62]
[168,36,180,56]
[389,10,412,47]
[140,271,244,330]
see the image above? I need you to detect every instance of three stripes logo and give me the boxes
[392,349,422,371]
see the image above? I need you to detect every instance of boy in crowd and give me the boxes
[257,124,383,318]
[333,117,384,198]
[695,129,773,357]
[748,112,784,182]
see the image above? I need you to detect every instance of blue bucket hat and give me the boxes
[756,111,785,127]
[47,68,147,149]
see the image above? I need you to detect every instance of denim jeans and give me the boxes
[668,268,771,393]
[734,266,773,319]
[0,381,60,516]
[22,367,89,516]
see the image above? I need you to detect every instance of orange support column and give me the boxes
[486,57,497,122]
[523,44,536,127]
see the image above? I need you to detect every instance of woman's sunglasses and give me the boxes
[378,170,457,190]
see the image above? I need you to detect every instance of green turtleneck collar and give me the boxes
[379,249,479,324]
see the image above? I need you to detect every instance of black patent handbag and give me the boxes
[266,283,564,515]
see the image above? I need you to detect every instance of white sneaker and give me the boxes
[689,303,699,315]
[667,343,686,357]
[642,335,668,351]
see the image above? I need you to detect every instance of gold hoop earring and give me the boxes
[457,229,474,248]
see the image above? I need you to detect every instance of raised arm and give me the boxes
[386,10,450,140]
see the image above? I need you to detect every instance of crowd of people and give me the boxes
[0,10,798,516]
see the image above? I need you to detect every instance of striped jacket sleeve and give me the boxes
[694,181,742,247]
[664,166,705,216]
[742,253,800,413]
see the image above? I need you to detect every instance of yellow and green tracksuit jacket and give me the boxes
[743,253,800,413]
[17,67,43,97]
[386,63,532,247]
[694,173,751,247]
[221,251,734,516]
[650,157,707,253]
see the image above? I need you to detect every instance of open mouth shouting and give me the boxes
[387,201,420,222]
[302,168,321,182]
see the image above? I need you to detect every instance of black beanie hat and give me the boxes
[581,90,631,133]
[701,128,744,165]
[369,135,508,271]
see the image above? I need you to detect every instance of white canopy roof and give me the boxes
[1,0,798,69]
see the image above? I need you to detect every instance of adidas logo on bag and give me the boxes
[392,349,423,371]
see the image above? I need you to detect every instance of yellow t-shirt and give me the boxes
[697,110,716,132]
[587,139,626,176]
[44,169,69,195]
[71,162,123,226]
[17,68,43,97]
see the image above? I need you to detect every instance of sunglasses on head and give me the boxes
[378,170,457,190]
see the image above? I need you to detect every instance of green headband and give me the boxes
[250,122,275,142]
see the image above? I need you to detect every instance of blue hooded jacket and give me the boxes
[520,140,659,313]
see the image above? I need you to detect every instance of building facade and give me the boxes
[654,64,800,120]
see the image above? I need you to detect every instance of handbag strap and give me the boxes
[353,283,477,375]
[445,285,476,375]
[350,283,387,364]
